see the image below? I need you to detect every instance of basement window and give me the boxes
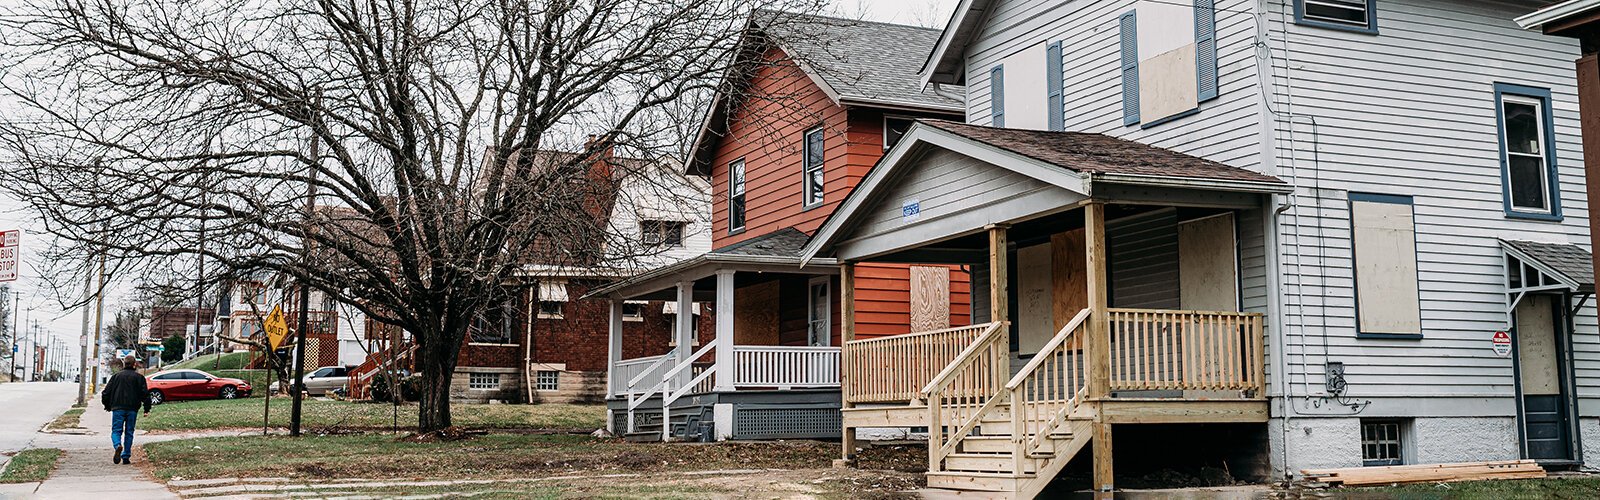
[1360,419,1406,466]
[535,370,560,391]
[468,372,501,390]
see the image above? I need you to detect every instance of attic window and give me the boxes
[641,220,685,248]
[1296,0,1378,33]
[884,117,915,150]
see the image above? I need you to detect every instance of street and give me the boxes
[0,382,76,467]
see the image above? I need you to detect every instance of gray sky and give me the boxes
[0,0,963,365]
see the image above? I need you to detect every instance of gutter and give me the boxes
[1515,0,1600,28]
[1092,172,1295,195]
[580,253,842,299]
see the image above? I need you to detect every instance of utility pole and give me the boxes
[6,294,14,382]
[76,265,91,403]
[91,254,106,392]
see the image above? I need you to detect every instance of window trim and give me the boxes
[1293,0,1379,34]
[727,157,746,234]
[883,115,917,151]
[1495,83,1562,222]
[1348,192,1423,340]
[801,126,826,209]
[537,300,564,320]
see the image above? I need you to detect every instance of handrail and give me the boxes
[845,322,992,346]
[843,322,996,403]
[919,322,1007,398]
[662,342,716,381]
[1006,309,1092,391]
[627,348,678,388]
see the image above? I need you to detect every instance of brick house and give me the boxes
[590,12,973,441]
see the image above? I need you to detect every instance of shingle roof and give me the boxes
[1503,239,1595,289]
[918,120,1288,185]
[711,227,811,257]
[757,11,964,110]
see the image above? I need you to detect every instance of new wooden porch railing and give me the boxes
[920,321,1010,470]
[1106,308,1265,395]
[841,322,999,404]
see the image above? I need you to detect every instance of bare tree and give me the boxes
[0,0,828,431]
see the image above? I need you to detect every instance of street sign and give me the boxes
[0,230,19,282]
[264,305,289,349]
[115,348,135,359]
[1493,331,1512,357]
[145,345,164,352]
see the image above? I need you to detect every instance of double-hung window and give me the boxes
[802,127,825,207]
[1295,0,1378,33]
[728,158,746,232]
[1496,84,1560,220]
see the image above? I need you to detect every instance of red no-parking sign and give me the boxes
[0,230,18,282]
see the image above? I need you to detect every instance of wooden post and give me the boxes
[713,270,736,392]
[1578,52,1600,288]
[606,299,623,408]
[837,262,857,466]
[1084,203,1113,499]
[987,225,1010,325]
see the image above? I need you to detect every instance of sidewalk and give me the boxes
[1,404,180,500]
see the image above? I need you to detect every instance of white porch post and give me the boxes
[668,281,693,442]
[605,299,623,434]
[713,270,736,392]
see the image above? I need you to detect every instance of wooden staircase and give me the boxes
[919,310,1094,499]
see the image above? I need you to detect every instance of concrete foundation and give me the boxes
[1270,416,1523,478]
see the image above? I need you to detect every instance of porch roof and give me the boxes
[1502,239,1595,294]
[584,228,839,299]
[801,120,1289,263]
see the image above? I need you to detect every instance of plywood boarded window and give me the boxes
[910,266,951,332]
[1351,194,1421,336]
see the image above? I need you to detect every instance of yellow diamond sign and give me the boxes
[264,305,289,350]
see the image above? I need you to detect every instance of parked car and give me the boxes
[145,369,253,404]
[296,366,351,396]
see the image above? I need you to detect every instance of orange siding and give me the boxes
[704,46,970,342]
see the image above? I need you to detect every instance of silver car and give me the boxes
[297,366,351,396]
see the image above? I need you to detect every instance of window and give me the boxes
[1361,419,1406,466]
[802,127,825,207]
[641,220,686,247]
[468,372,501,390]
[989,66,1005,127]
[152,372,182,380]
[1295,0,1378,33]
[538,281,568,319]
[183,371,210,380]
[311,367,334,378]
[622,301,645,322]
[471,289,520,344]
[884,117,915,150]
[1349,193,1421,338]
[1496,84,1560,220]
[535,370,559,391]
[728,158,745,232]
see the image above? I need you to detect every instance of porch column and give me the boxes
[713,270,736,392]
[605,299,622,433]
[674,280,694,376]
[1084,202,1113,499]
[987,224,1010,324]
[838,261,856,464]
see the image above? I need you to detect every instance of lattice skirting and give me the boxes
[733,405,842,440]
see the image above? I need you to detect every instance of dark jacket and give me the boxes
[102,367,151,412]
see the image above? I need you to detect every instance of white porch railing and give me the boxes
[732,345,841,389]
[612,354,670,397]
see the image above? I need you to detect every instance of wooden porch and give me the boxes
[836,204,1268,499]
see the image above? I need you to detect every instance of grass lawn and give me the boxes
[169,352,255,371]
[44,408,84,431]
[1347,476,1600,499]
[0,448,62,483]
[140,397,605,432]
[144,433,837,481]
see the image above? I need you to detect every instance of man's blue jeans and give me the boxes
[110,410,138,458]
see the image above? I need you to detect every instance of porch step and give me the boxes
[925,471,1028,492]
[944,453,1039,474]
[960,436,1059,456]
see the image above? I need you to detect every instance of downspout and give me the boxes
[524,285,535,404]
[931,82,963,102]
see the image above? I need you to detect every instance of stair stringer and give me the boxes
[1015,418,1094,500]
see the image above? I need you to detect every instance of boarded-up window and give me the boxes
[910,266,950,332]
[1351,195,1421,336]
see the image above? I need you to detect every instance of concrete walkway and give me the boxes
[1,401,181,499]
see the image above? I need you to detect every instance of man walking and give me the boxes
[101,356,150,464]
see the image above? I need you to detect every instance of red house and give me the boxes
[592,11,970,442]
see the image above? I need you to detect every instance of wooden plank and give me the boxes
[1302,460,1546,487]
[1085,203,1109,400]
[841,406,930,427]
[1099,400,1270,424]
[988,225,1010,325]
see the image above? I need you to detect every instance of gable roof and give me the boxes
[710,227,811,257]
[1502,239,1595,293]
[685,11,965,175]
[800,120,1289,262]
[921,0,994,85]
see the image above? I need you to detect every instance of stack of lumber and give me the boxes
[1301,460,1546,486]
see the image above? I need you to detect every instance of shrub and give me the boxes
[160,336,186,363]
[400,375,424,402]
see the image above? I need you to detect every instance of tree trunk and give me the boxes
[416,323,463,432]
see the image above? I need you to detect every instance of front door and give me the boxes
[1514,294,1574,461]
[807,277,830,347]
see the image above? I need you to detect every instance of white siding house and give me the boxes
[924,0,1594,479]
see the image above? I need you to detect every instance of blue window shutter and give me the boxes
[1119,12,1139,126]
[990,66,1005,127]
[1195,0,1218,102]
[1047,42,1064,131]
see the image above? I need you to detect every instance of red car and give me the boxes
[146,369,253,404]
